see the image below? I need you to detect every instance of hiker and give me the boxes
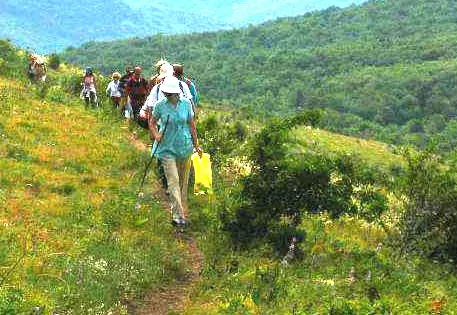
[81,67,98,107]
[106,71,122,110]
[27,53,47,82]
[173,63,200,116]
[141,62,174,117]
[119,67,134,119]
[147,59,166,91]
[143,63,193,114]
[148,76,202,226]
[126,66,149,120]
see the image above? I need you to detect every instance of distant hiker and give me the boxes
[141,62,174,117]
[119,67,134,119]
[27,53,47,82]
[143,63,193,114]
[147,59,169,93]
[173,63,200,116]
[81,67,98,107]
[147,59,165,91]
[148,76,202,226]
[126,66,149,120]
[106,71,122,110]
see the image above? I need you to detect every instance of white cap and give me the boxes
[161,76,181,94]
[157,63,174,79]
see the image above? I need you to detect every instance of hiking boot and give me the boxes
[171,218,180,226]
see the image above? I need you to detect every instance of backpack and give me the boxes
[185,77,200,106]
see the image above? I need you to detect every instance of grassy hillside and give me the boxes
[3,39,457,313]
[0,44,185,313]
[184,117,457,314]
[61,0,457,153]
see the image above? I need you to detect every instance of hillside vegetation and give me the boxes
[0,41,186,313]
[0,0,361,53]
[3,36,457,313]
[184,111,457,313]
[62,0,457,154]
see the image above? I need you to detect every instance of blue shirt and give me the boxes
[152,97,194,160]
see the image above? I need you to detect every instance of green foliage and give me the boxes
[47,53,61,70]
[197,112,250,167]
[0,46,185,313]
[0,39,27,81]
[221,110,388,252]
[60,0,457,153]
[396,148,457,263]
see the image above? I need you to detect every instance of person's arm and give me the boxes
[188,100,202,157]
[189,118,202,157]
[149,115,162,141]
[106,82,111,95]
[125,79,132,95]
[181,82,192,102]
[149,103,162,141]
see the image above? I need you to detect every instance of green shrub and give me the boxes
[396,148,457,263]
[222,110,388,252]
[48,53,61,70]
[197,114,247,167]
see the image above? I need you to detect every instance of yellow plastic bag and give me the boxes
[191,152,213,195]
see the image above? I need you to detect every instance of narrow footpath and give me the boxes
[127,132,203,315]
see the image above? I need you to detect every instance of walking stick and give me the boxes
[135,115,170,210]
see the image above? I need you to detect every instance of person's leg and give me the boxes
[157,160,168,190]
[120,96,126,118]
[162,158,185,223]
[131,98,139,120]
[111,96,120,110]
[176,157,192,217]
[90,91,96,107]
[84,94,90,106]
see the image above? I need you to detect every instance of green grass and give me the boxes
[0,74,185,313]
[289,126,404,172]
[182,125,457,314]
[3,41,457,314]
[186,202,457,314]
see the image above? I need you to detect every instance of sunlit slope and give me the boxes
[0,77,182,313]
[289,126,403,171]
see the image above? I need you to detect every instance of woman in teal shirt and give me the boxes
[149,76,202,226]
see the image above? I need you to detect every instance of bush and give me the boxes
[221,110,388,252]
[396,148,457,263]
[48,53,61,70]
[197,114,249,167]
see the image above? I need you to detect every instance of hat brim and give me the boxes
[157,73,171,79]
[161,86,181,94]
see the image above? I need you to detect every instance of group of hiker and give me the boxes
[86,59,203,227]
[26,54,202,227]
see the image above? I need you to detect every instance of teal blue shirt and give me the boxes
[152,97,194,160]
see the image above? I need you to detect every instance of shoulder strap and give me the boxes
[179,81,184,93]
[156,83,161,99]
[185,78,191,87]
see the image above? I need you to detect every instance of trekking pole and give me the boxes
[135,115,170,210]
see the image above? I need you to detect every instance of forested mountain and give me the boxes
[124,0,365,27]
[0,0,361,53]
[0,0,228,53]
[61,0,457,153]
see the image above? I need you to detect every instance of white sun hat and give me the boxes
[157,63,174,79]
[161,76,181,94]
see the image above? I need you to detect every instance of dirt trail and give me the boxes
[127,132,203,315]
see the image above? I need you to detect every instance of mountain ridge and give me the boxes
[1,0,363,53]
